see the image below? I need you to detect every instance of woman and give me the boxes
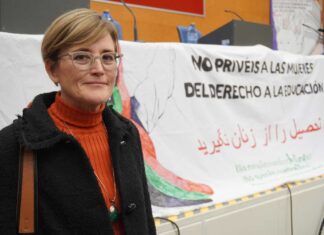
[0,8,156,234]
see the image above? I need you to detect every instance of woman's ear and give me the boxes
[45,59,59,86]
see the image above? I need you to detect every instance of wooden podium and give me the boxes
[198,20,273,48]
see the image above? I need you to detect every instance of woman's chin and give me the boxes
[81,95,111,111]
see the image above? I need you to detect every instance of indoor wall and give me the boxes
[90,0,270,42]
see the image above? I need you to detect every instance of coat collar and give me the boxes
[16,92,131,150]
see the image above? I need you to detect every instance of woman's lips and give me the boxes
[84,81,108,86]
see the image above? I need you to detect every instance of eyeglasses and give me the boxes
[59,51,123,71]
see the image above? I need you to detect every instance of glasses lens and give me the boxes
[72,52,92,65]
[101,53,115,65]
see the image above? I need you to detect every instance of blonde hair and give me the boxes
[41,8,118,63]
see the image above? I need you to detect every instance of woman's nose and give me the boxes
[90,57,105,73]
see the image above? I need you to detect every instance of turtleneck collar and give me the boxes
[52,93,105,128]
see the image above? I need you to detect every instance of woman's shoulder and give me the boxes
[0,121,17,140]
[0,121,20,158]
[106,106,137,128]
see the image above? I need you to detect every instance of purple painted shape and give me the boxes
[270,0,278,50]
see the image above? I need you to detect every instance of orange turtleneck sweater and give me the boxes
[47,93,123,234]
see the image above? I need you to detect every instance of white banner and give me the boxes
[1,32,324,217]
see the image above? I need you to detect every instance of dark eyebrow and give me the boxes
[71,48,115,53]
[102,49,115,53]
[72,48,90,52]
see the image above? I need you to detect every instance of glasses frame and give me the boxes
[59,51,123,71]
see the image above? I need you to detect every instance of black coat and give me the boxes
[0,92,156,235]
